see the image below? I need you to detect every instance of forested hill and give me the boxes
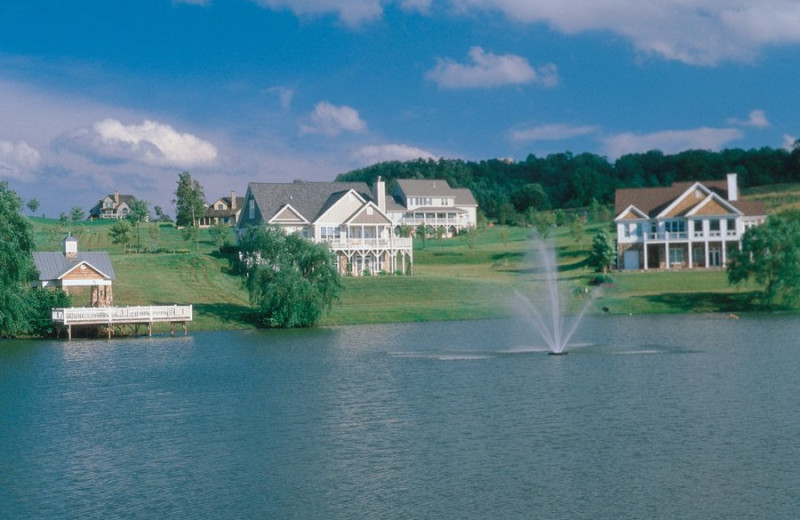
[336,147,800,221]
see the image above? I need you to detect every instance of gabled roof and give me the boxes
[345,202,392,225]
[246,182,374,223]
[32,251,116,281]
[394,179,478,206]
[89,193,137,214]
[614,179,764,219]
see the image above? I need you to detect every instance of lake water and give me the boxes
[2,314,800,519]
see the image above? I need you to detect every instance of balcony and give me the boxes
[325,237,413,251]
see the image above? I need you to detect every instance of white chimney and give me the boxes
[63,234,78,259]
[373,176,386,212]
[230,191,237,210]
[727,173,738,202]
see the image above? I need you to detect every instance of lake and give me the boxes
[2,314,799,519]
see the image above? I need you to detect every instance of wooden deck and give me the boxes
[52,305,193,340]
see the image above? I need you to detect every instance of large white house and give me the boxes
[237,179,413,275]
[614,173,766,270]
[386,178,478,236]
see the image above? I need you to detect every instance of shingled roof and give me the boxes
[614,179,765,218]
[247,181,375,222]
[393,179,478,206]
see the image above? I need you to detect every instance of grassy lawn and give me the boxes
[30,215,785,331]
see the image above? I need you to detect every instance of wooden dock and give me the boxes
[52,305,193,340]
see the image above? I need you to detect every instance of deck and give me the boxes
[52,305,193,340]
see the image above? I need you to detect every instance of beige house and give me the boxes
[614,173,766,270]
[89,191,137,219]
[201,191,244,227]
[32,235,116,306]
[237,179,413,275]
[386,178,478,236]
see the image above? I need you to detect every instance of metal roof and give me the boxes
[32,251,116,281]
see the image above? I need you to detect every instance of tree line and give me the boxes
[336,145,800,221]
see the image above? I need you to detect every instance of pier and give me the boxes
[52,305,193,340]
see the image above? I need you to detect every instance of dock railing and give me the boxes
[52,305,193,325]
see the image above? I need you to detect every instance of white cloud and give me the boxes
[510,123,598,142]
[300,102,367,137]
[427,46,557,89]
[353,144,437,164]
[0,140,41,181]
[444,0,800,65]
[783,134,798,150]
[727,109,769,128]
[602,127,743,158]
[69,119,219,168]
[251,0,383,26]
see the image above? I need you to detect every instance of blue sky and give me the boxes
[2,0,800,216]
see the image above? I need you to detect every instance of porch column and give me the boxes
[722,241,727,265]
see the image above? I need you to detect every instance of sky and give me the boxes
[1,0,800,217]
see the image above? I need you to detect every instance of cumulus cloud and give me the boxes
[783,134,798,150]
[510,123,598,142]
[60,119,218,168]
[0,140,41,181]
[300,102,367,137]
[447,0,800,65]
[602,127,743,158]
[727,109,769,128]
[353,144,436,164]
[251,0,383,26]
[427,47,557,89]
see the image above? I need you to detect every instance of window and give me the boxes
[665,220,685,236]
[669,247,684,265]
[726,218,737,236]
[709,219,720,236]
[249,200,255,220]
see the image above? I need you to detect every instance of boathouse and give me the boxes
[32,234,115,306]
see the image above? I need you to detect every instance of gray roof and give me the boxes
[394,179,478,206]
[33,251,116,281]
[247,182,375,222]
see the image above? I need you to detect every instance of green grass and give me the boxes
[30,208,793,330]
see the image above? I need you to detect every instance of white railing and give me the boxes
[327,237,413,250]
[52,305,193,325]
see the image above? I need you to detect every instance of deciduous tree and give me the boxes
[238,226,343,328]
[0,182,37,337]
[109,219,133,251]
[727,214,800,307]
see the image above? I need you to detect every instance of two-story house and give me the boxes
[386,179,478,236]
[88,191,136,219]
[200,191,244,227]
[614,173,766,270]
[237,179,413,275]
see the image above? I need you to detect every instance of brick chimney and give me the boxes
[113,191,120,205]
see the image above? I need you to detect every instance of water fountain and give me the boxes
[513,235,596,355]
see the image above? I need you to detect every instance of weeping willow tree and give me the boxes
[0,181,37,337]
[237,226,344,328]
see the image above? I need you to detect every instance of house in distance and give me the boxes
[614,173,766,270]
[237,179,413,275]
[88,191,137,219]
